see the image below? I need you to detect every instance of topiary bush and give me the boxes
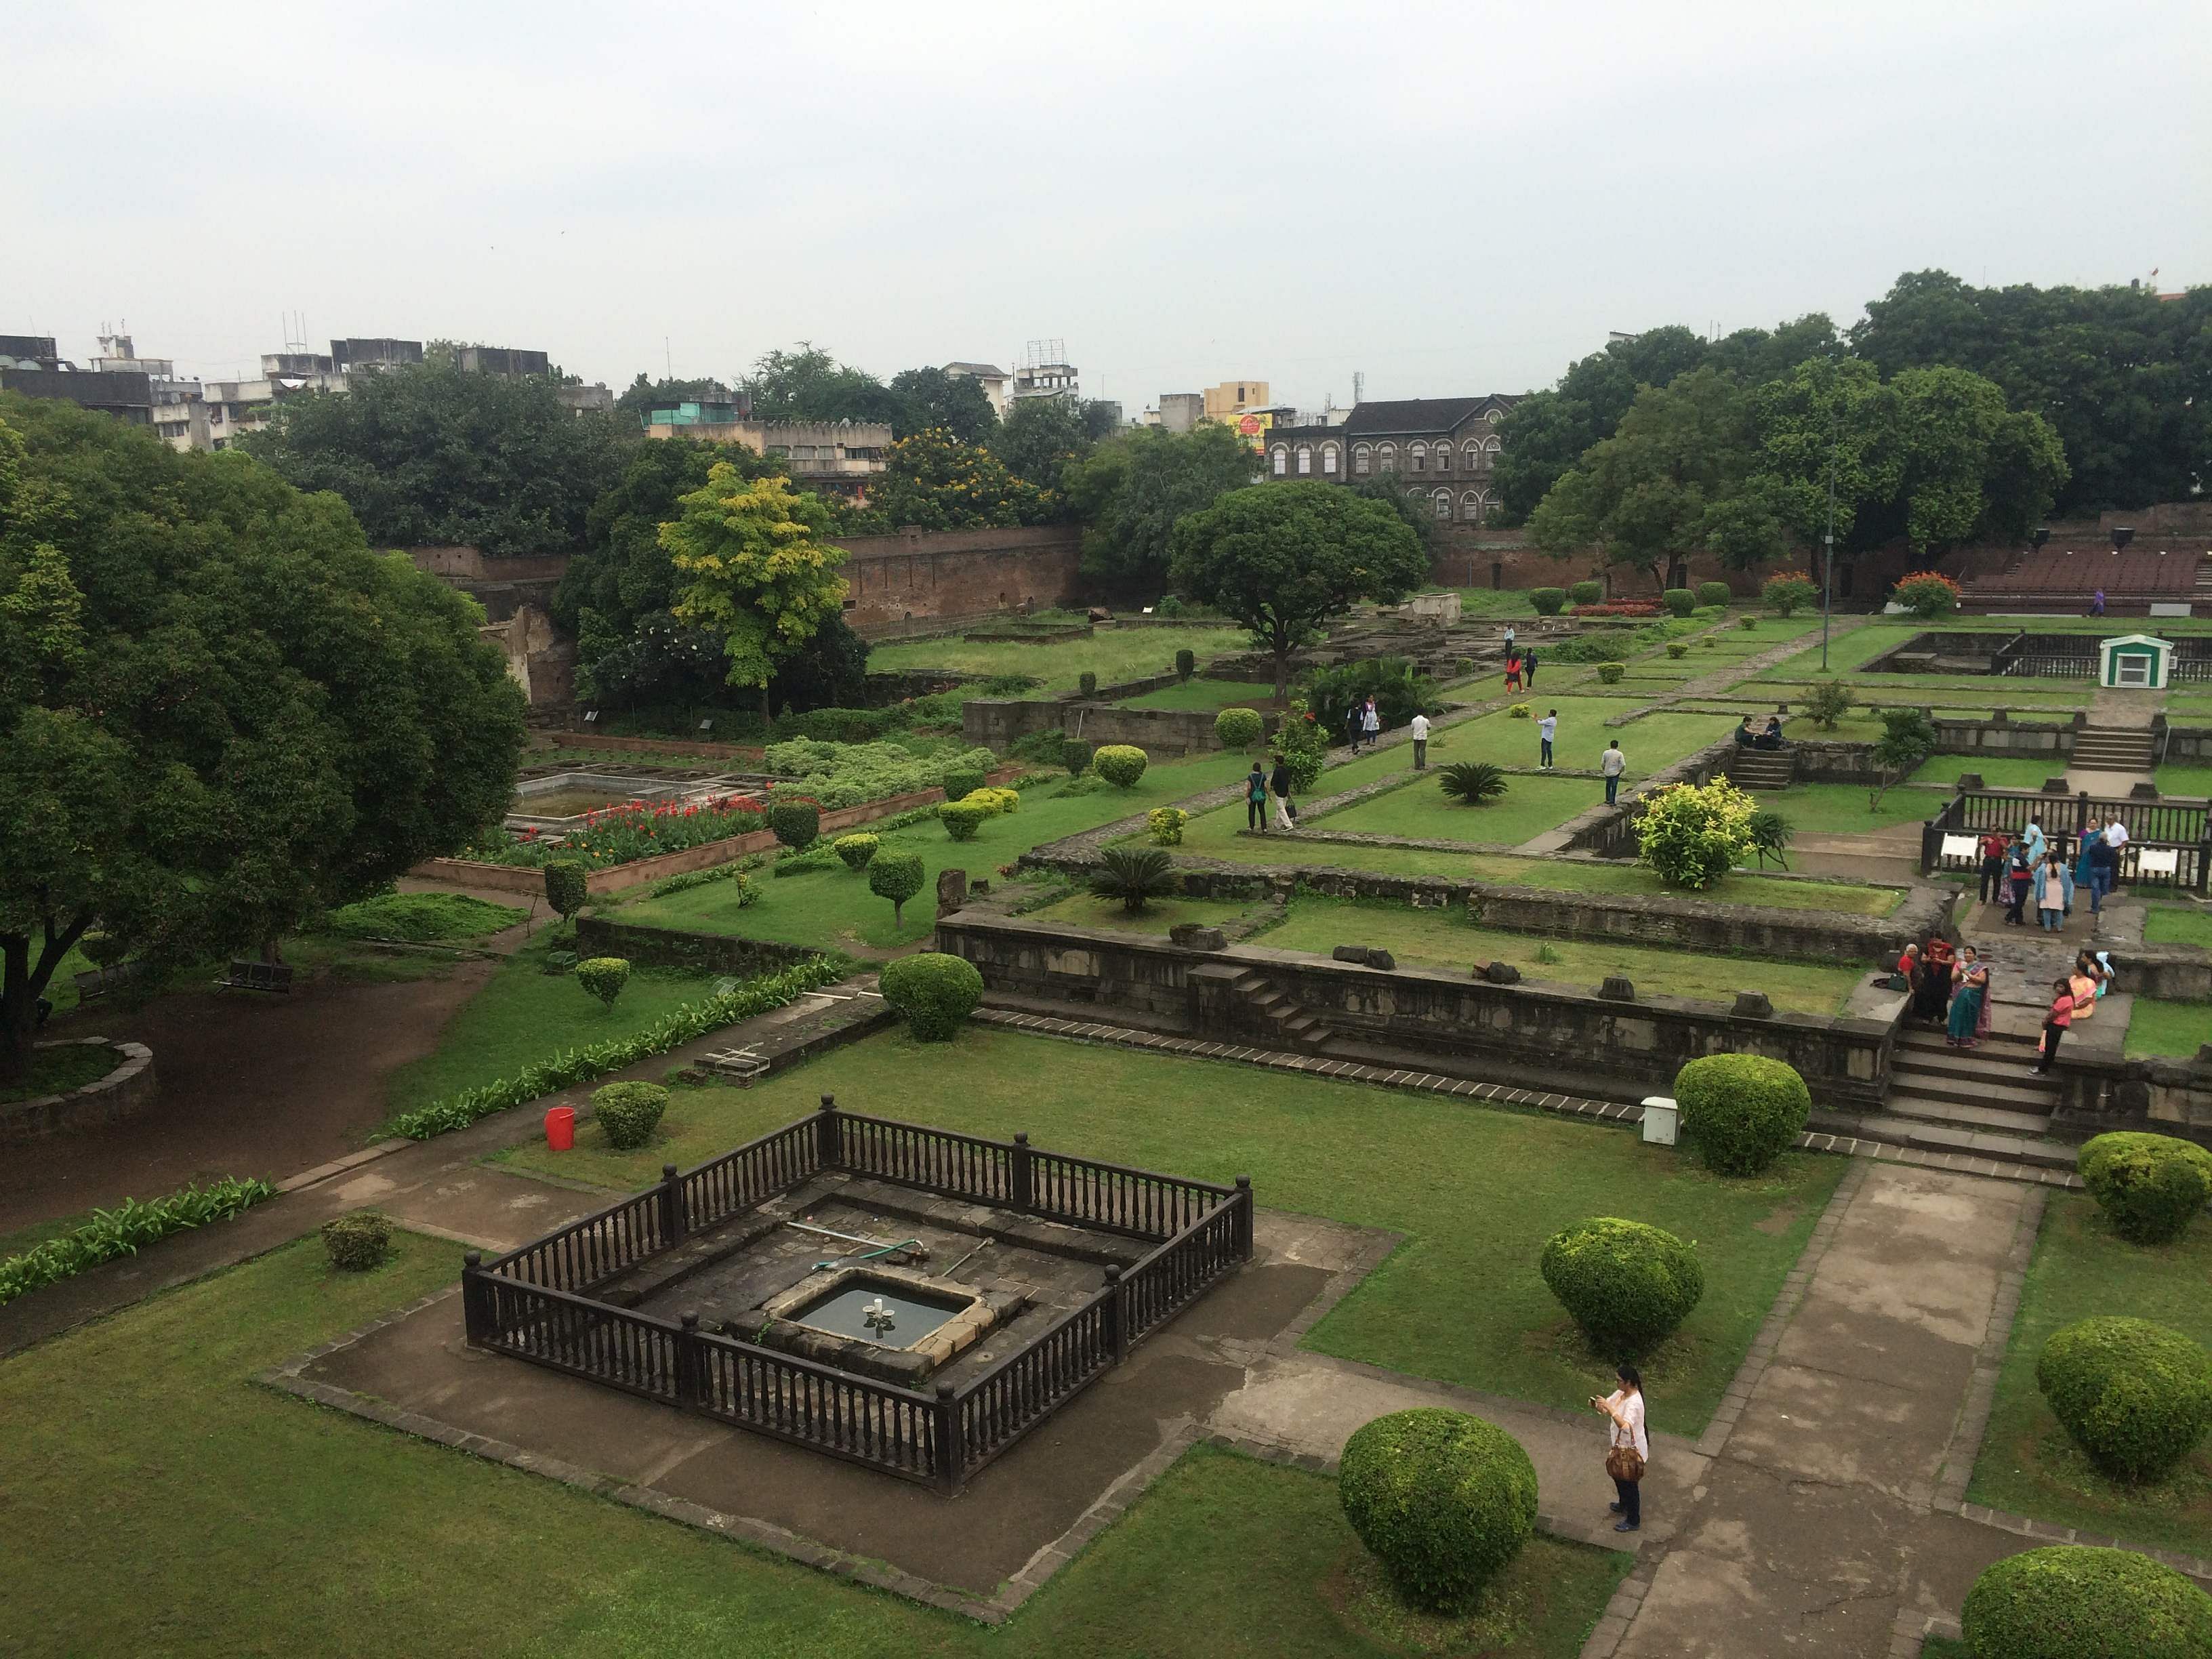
[832,833,880,872]
[1661,588,1696,617]
[591,1081,669,1150]
[1961,1544,2212,1659]
[878,951,985,1041]
[1673,1053,1811,1176]
[939,766,987,803]
[2036,1315,2212,1482]
[321,1210,392,1272]
[1092,744,1149,788]
[963,785,1019,815]
[1696,581,1732,609]
[938,801,987,841]
[868,849,926,926]
[575,956,632,1010]
[1569,580,1603,605]
[1666,641,1688,658]
[1738,613,1756,630]
[1214,706,1264,750]
[1508,703,1531,718]
[1530,588,1566,617]
[2077,1132,2212,1245]
[1338,1408,1537,1613]
[1540,1218,1705,1358]
[1078,671,1099,697]
[1062,738,1094,776]
[544,859,588,933]
[1147,806,1189,846]
[1174,648,1195,682]
[1595,662,1626,684]
[767,800,820,850]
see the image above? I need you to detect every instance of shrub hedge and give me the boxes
[1961,1544,2212,1658]
[1338,1408,1537,1612]
[1569,580,1603,605]
[592,1081,670,1150]
[1674,1054,1810,1175]
[322,1210,392,1272]
[1530,588,1566,616]
[0,1176,278,1307]
[544,859,588,926]
[1660,588,1696,617]
[1696,581,1732,608]
[868,850,927,925]
[574,956,632,1010]
[832,834,880,871]
[1214,706,1264,750]
[2077,1132,2212,1244]
[939,766,987,802]
[878,952,985,1041]
[1540,1217,1705,1357]
[762,738,997,813]
[766,800,820,850]
[1596,662,1626,684]
[2036,1315,2212,1482]
[1093,744,1149,788]
[938,802,987,840]
[1062,738,1094,776]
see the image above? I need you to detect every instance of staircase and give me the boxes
[2196,554,2212,594]
[1725,749,1796,792]
[1846,1027,2072,1169]
[2069,725,2156,774]
[1223,967,1335,1054]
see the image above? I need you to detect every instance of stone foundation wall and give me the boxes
[829,525,1084,636]
[1,1040,157,1145]
[571,919,821,978]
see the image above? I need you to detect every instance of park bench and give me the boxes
[217,960,295,994]
[72,960,146,1001]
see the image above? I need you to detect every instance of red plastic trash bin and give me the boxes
[544,1106,575,1151]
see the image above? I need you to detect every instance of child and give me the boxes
[2036,977,2074,1074]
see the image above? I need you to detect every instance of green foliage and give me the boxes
[1078,671,1099,697]
[388,959,846,1139]
[1661,588,1696,617]
[1530,588,1567,616]
[1674,1054,1811,1176]
[574,956,632,1010]
[1596,662,1626,684]
[1092,744,1150,789]
[1062,738,1094,775]
[1174,649,1195,681]
[1509,703,1532,718]
[1063,422,1258,595]
[591,1081,670,1150]
[1305,655,1437,737]
[76,930,129,969]
[1540,1218,1706,1358]
[1542,626,1637,663]
[1088,847,1177,914]
[1696,581,1733,608]
[872,427,1045,530]
[2036,1315,2212,1483]
[648,861,761,901]
[1804,680,1856,731]
[322,892,525,943]
[992,392,1114,499]
[867,850,927,925]
[1146,806,1189,846]
[940,766,987,802]
[1569,581,1603,605]
[831,834,880,872]
[321,1210,392,1273]
[762,738,996,811]
[937,802,987,840]
[1738,613,1757,630]
[1338,1409,1538,1613]
[1214,706,1264,750]
[1439,762,1509,806]
[2077,1133,2212,1245]
[884,366,1000,443]
[766,801,820,850]
[1961,1544,2212,1659]
[877,952,985,1042]
[738,344,905,427]
[544,861,590,927]
[1746,810,1793,868]
[1763,573,1820,616]
[1892,570,1963,618]
[0,1177,278,1305]
[771,844,843,877]
[1637,777,1759,888]
[1869,708,1940,806]
[1666,642,1689,658]
[1274,699,1332,794]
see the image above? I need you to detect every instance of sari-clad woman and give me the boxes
[2068,954,2102,1021]
[1912,944,1954,1023]
[1946,947,1991,1048]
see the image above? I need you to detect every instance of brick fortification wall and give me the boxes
[830,526,1084,637]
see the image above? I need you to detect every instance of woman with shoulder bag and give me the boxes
[1593,1364,1648,1532]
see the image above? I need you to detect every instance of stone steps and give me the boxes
[1825,1112,2077,1170]
[1226,968,1335,1053]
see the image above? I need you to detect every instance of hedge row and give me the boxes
[0,1176,279,1306]
[387,957,848,1141]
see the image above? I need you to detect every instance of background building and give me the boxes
[1264,394,1519,523]
[1011,340,1078,403]
[942,361,1011,417]
[1,332,156,426]
[1200,380,1270,423]
[641,401,890,500]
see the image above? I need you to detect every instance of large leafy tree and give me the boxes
[243,362,628,557]
[664,465,851,718]
[739,344,905,427]
[1168,483,1429,697]
[993,396,1115,500]
[613,374,732,424]
[1063,422,1256,596]
[886,367,1000,443]
[0,396,525,1081]
[871,428,1045,529]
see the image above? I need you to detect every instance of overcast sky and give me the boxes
[9,1,2208,414]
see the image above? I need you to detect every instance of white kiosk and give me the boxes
[2097,634,2174,691]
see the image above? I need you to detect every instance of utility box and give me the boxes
[2098,634,2174,690]
[1641,1096,1679,1147]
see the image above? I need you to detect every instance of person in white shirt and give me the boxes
[1537,710,1558,769]
[1408,711,1431,769]
[2104,819,2129,851]
[1502,623,1516,656]
[1595,1364,1648,1532]
[1601,739,1626,804]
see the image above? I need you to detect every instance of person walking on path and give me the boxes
[2087,826,2119,915]
[1360,697,1381,752]
[1408,710,1431,770]
[1502,623,1516,657]
[1504,653,1523,693]
[1343,702,1363,753]
[1245,761,1271,833]
[2091,589,2106,618]
[2036,978,2075,1074]
[1538,709,1557,769]
[1601,740,1626,804]
[1523,646,1538,688]
[2001,846,2033,926]
[1978,829,2011,903]
[1594,1365,1647,1534]
[1946,946,1991,1047]
[2034,852,2073,932]
[1268,754,1296,832]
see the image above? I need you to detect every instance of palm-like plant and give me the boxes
[1088,847,1178,914]
[1748,809,1793,869]
[1438,762,1509,806]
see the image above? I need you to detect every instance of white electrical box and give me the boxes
[1641,1096,1679,1147]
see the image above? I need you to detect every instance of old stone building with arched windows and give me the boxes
[1265,394,1517,525]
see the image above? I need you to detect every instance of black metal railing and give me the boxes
[1921,789,2211,895]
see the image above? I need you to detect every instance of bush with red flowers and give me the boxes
[1570,601,1662,618]
[1891,571,1963,619]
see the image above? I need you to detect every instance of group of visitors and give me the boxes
[1976,817,2127,926]
[1244,755,1297,834]
[1500,624,1539,692]
[1899,928,2113,1065]
[1733,714,1786,750]
[1342,696,1383,753]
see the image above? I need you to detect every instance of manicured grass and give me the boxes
[1913,756,2076,791]
[0,1042,117,1105]
[1,1231,1639,1657]
[1747,781,1943,836]
[2143,906,2212,949]
[1431,586,1542,617]
[2124,998,2211,1060]
[1022,892,1257,936]
[1117,678,1276,712]
[1259,896,1868,1012]
[323,892,525,942]
[1967,1191,2212,1559]
[867,625,1250,694]
[1312,771,1601,846]
[503,1025,1849,1432]
[2155,764,2212,799]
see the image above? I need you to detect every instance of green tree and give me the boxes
[871,428,1045,529]
[664,465,850,718]
[0,397,525,1082]
[886,367,999,443]
[1168,483,1429,697]
[613,374,733,424]
[1064,422,1257,596]
[739,344,903,426]
[994,396,1097,499]
[243,361,628,558]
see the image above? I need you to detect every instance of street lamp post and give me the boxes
[1820,429,1838,673]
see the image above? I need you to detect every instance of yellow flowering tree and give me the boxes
[872,427,1046,529]
[663,464,849,718]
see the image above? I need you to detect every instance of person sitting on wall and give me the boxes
[1754,714,1785,750]
[1735,716,1759,747]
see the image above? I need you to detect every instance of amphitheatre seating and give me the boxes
[216,960,295,994]
[1960,544,2212,611]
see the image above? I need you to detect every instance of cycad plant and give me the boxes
[1088,847,1178,914]
[1438,762,1509,806]
[1748,809,1793,869]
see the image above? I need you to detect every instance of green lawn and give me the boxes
[1118,678,1276,712]
[323,892,526,942]
[1311,771,1601,846]
[866,625,1250,695]
[1967,1192,2212,1559]
[1914,756,2076,791]
[2125,999,2211,1060]
[2143,907,2212,949]
[502,1025,1848,1433]
[1023,892,1258,936]
[0,1230,1626,1657]
[2155,764,2212,799]
[1259,896,1869,1012]
[1748,781,1944,836]
[0,1042,116,1105]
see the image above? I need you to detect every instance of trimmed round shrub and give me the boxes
[1696,581,1732,609]
[961,786,1019,815]
[592,1082,669,1150]
[79,930,131,968]
[1078,671,1099,697]
[766,800,819,850]
[1540,1218,1704,1358]
[1214,706,1264,750]
[939,766,986,802]
[1595,662,1626,684]
[2078,1132,2212,1245]
[1738,613,1756,630]
[1569,579,1603,605]
[1338,1409,1537,1612]
[1660,588,1696,617]
[1062,738,1094,776]
[879,952,985,1042]
[321,1210,392,1273]
[2036,1316,2212,1482]
[1666,641,1689,658]
[1674,1054,1811,1176]
[1530,588,1567,617]
[868,849,926,924]
[1174,648,1195,681]
[575,956,632,1010]
[938,801,987,841]
[1508,703,1531,719]
[1147,806,1189,846]
[1093,744,1149,789]
[1961,1544,2212,1659]
[832,833,880,872]
[543,859,588,926]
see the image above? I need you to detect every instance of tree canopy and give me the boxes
[1063,422,1257,596]
[869,428,1045,529]
[243,361,628,558]
[886,367,1000,444]
[739,344,907,428]
[1168,483,1429,695]
[992,395,1118,501]
[0,395,525,1078]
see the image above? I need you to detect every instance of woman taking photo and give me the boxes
[1946,946,1991,1048]
[1593,1366,1647,1533]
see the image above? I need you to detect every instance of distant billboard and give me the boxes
[1234,411,1272,452]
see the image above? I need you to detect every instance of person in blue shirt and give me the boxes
[2021,817,2046,868]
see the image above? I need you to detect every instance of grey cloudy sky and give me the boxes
[9,1,2208,413]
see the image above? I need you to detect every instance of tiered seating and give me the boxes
[1961,544,2212,611]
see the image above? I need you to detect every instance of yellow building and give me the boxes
[1201,380,1270,423]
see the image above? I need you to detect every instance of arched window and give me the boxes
[1460,490,1482,523]
[1296,444,1312,475]
[1270,445,1288,477]
[1462,441,1480,470]
[1322,443,1340,476]
[1431,488,1452,519]
[1378,443,1397,472]
[1486,436,1502,461]
[1353,443,1372,476]
[1408,441,1427,472]
[1435,443,1452,472]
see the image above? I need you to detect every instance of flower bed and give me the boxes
[1570,602,1663,618]
[466,796,767,869]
